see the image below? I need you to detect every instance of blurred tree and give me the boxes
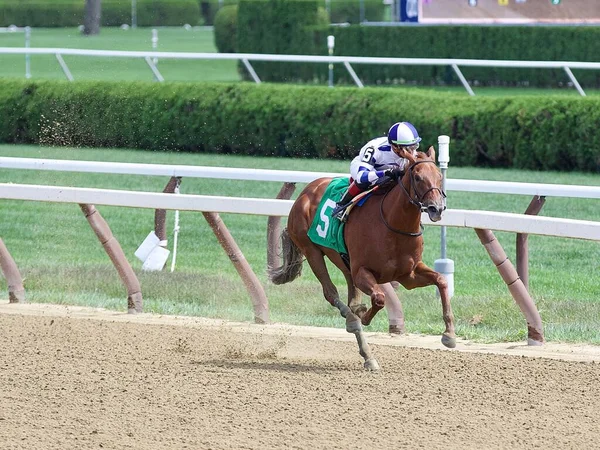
[83,0,102,35]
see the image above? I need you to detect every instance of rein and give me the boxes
[379,160,445,237]
[380,189,424,237]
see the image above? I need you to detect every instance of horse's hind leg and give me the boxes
[382,283,405,334]
[302,247,379,371]
[301,246,340,308]
[303,247,356,324]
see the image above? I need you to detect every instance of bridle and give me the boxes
[401,160,446,211]
[379,160,446,237]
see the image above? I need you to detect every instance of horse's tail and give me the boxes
[267,228,303,285]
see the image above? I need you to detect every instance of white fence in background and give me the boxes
[0,27,31,78]
[1,47,598,96]
[1,156,599,241]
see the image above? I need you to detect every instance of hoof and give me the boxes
[527,338,544,347]
[364,358,380,371]
[441,334,457,349]
[389,325,404,335]
[361,316,373,327]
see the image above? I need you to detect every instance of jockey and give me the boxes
[332,121,421,220]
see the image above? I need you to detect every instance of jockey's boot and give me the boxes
[332,182,361,220]
[331,195,352,220]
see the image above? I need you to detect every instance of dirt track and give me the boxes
[1,301,600,450]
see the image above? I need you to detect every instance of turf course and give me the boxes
[0,144,599,344]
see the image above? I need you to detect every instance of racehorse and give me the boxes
[268,146,456,370]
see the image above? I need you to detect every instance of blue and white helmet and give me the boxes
[387,122,422,146]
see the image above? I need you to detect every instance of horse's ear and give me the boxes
[426,146,436,161]
[397,146,416,163]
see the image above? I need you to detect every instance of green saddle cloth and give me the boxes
[307,177,349,255]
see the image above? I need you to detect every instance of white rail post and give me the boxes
[170,183,181,273]
[359,0,365,22]
[131,0,137,29]
[25,26,31,79]
[327,35,335,88]
[434,135,454,299]
[151,28,158,65]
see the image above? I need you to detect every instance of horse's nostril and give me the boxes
[428,206,438,215]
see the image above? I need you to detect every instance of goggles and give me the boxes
[393,142,420,153]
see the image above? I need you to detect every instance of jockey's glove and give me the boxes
[384,167,404,181]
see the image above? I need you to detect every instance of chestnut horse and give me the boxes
[268,147,456,370]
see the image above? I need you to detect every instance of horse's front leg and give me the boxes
[400,261,456,348]
[303,249,379,371]
[353,267,386,326]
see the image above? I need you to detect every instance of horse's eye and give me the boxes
[414,175,423,182]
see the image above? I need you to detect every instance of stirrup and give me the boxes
[333,203,353,222]
[337,208,351,223]
[332,202,349,219]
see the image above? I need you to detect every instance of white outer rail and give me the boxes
[1,47,598,95]
[1,157,599,199]
[0,29,31,79]
[0,183,598,241]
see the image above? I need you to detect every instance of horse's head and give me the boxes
[396,146,447,222]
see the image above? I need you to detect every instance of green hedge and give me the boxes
[218,0,328,56]
[236,0,328,83]
[231,1,600,88]
[199,0,238,25]
[202,0,384,25]
[232,4,600,89]
[309,25,600,88]
[0,0,200,27]
[0,79,598,172]
[328,0,386,23]
[213,5,238,53]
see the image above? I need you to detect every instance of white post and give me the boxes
[151,28,158,65]
[170,184,181,273]
[131,0,137,28]
[327,35,335,88]
[434,135,454,299]
[25,26,31,79]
